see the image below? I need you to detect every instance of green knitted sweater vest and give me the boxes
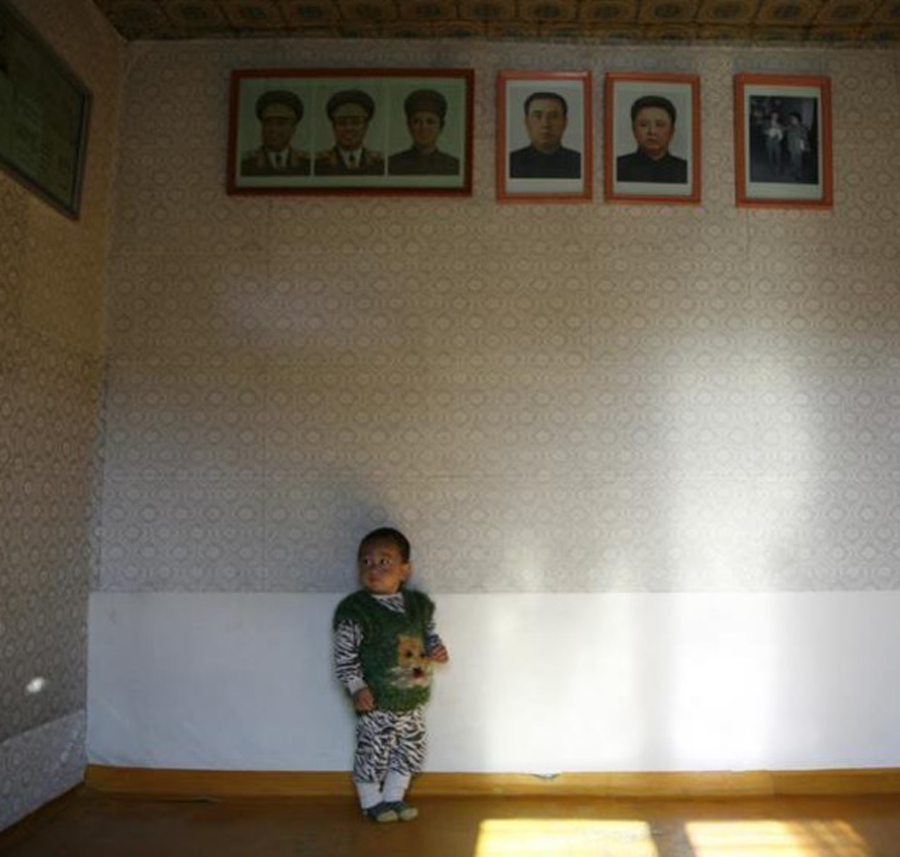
[334,589,435,712]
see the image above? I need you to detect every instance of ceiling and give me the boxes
[92,0,900,43]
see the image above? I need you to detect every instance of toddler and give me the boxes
[333,527,449,822]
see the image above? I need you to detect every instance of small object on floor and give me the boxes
[386,801,418,821]
[365,802,399,823]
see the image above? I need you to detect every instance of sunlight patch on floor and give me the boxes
[686,819,870,857]
[474,819,659,857]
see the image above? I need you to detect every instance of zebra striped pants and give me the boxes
[353,707,427,784]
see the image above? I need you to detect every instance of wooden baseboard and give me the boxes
[84,765,900,799]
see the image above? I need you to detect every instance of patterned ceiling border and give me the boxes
[92,0,900,41]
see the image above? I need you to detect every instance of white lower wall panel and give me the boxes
[87,591,900,773]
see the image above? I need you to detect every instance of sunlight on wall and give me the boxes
[476,596,646,772]
[500,528,550,591]
[474,819,658,857]
[552,599,647,769]
[687,820,870,857]
[668,360,809,589]
[666,359,808,767]
[667,597,779,768]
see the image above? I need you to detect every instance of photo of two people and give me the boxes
[735,74,832,208]
[749,96,818,185]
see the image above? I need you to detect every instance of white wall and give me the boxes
[89,591,900,772]
[90,36,900,774]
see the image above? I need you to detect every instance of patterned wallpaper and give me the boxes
[1,0,122,830]
[0,713,87,831]
[98,41,900,594]
[0,324,97,743]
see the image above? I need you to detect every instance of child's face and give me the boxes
[358,539,411,595]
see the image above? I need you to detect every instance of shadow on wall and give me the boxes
[266,475,409,591]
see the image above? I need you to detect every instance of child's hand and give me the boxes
[429,643,449,663]
[353,687,375,712]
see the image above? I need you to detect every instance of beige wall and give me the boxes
[0,0,122,830]
[100,41,900,595]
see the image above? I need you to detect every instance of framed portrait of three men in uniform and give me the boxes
[227,68,473,196]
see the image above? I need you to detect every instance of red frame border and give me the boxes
[496,70,593,204]
[734,73,833,210]
[604,72,702,206]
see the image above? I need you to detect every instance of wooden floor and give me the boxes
[3,787,900,856]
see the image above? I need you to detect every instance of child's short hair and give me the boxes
[358,527,411,562]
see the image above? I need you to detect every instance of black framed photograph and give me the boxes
[735,74,832,209]
[0,2,91,219]
[227,69,473,196]
[497,71,592,203]
[605,73,700,205]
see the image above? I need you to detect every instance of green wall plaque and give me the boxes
[0,2,91,218]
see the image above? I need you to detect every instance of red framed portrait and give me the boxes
[497,70,593,204]
[605,73,701,205]
[734,74,833,210]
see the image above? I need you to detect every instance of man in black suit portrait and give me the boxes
[314,89,384,176]
[616,95,688,184]
[240,90,311,176]
[509,91,581,180]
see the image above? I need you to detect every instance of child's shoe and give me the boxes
[386,801,418,821]
[364,802,399,823]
